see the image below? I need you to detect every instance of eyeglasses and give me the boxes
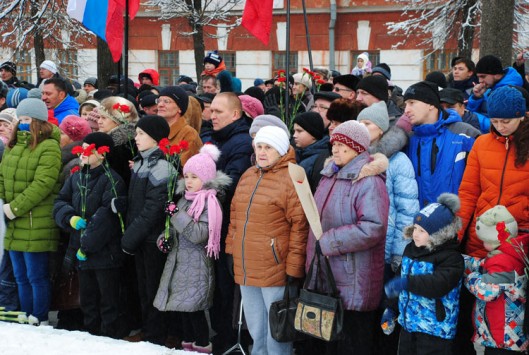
[333,86,353,93]
[311,105,330,112]
[155,98,175,105]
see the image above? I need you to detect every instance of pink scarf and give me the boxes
[184,189,222,259]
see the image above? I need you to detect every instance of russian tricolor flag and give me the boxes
[67,0,140,62]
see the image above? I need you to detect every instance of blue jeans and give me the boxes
[9,251,50,322]
[240,285,293,355]
[0,252,19,310]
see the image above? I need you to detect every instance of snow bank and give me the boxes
[0,322,199,355]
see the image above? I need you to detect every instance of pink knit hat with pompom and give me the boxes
[183,144,221,184]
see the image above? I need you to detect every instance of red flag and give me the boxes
[114,0,140,19]
[106,0,124,62]
[241,0,274,46]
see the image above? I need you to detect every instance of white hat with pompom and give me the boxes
[183,143,221,184]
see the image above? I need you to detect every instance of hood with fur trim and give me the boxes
[368,125,408,159]
[176,170,232,197]
[355,152,389,182]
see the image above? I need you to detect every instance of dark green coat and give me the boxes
[0,126,61,252]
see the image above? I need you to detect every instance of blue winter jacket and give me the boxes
[467,67,523,118]
[406,109,479,208]
[398,239,464,340]
[54,95,80,124]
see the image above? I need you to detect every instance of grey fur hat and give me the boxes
[404,193,462,251]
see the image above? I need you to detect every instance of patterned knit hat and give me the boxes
[487,85,526,119]
[40,60,58,74]
[476,205,518,250]
[0,61,16,76]
[204,50,223,68]
[86,108,100,131]
[183,144,221,184]
[60,115,92,142]
[6,88,28,108]
[330,120,370,154]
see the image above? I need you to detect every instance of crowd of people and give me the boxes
[0,48,528,355]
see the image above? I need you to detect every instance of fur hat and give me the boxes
[333,74,360,91]
[475,55,504,75]
[183,144,221,184]
[476,205,518,250]
[405,193,462,251]
[40,60,58,74]
[249,114,290,138]
[135,115,170,143]
[330,120,370,155]
[239,94,264,119]
[293,73,313,90]
[60,115,92,142]
[404,81,440,107]
[357,101,390,133]
[204,50,223,68]
[16,98,48,121]
[487,85,526,119]
[293,112,325,140]
[84,132,115,150]
[6,88,28,108]
[159,86,189,115]
[357,75,389,102]
[254,126,290,156]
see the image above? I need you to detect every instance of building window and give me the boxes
[57,49,78,80]
[272,51,298,76]
[220,51,236,77]
[14,51,32,83]
[350,51,380,74]
[158,51,179,86]
[423,50,457,78]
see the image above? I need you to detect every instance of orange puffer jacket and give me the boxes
[458,131,529,258]
[226,148,309,287]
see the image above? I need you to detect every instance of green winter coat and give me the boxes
[0,126,62,252]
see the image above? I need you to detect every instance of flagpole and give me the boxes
[124,0,129,98]
[285,0,291,129]
[301,0,314,94]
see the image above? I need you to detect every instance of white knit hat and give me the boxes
[293,73,313,89]
[40,60,57,74]
[476,205,518,249]
[254,126,290,156]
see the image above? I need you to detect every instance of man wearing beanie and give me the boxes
[293,112,328,191]
[404,80,479,208]
[467,54,523,119]
[356,75,403,121]
[0,61,31,89]
[206,91,254,352]
[157,85,202,165]
[312,91,341,131]
[38,60,60,89]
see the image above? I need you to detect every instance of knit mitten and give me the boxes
[70,216,87,230]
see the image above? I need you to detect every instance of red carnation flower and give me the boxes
[119,104,131,113]
[178,140,189,151]
[70,166,81,174]
[71,146,84,155]
[97,146,110,155]
[83,144,96,157]
[112,103,121,110]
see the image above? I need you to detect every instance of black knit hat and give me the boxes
[333,74,360,91]
[139,93,158,108]
[204,50,222,68]
[425,71,448,89]
[357,75,389,102]
[84,132,115,151]
[404,81,440,107]
[475,55,504,75]
[293,112,325,140]
[159,86,189,115]
[0,61,16,76]
[136,115,170,143]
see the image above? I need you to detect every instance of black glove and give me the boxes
[111,197,127,214]
[226,254,234,278]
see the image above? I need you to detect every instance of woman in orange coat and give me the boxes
[226,126,309,355]
[459,85,529,258]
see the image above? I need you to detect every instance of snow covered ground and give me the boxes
[0,322,201,355]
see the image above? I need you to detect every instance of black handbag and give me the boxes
[294,241,343,341]
[269,279,307,342]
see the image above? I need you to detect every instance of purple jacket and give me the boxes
[305,152,389,311]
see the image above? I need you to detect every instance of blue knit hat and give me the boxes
[488,86,526,119]
[414,193,460,236]
[7,88,28,108]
